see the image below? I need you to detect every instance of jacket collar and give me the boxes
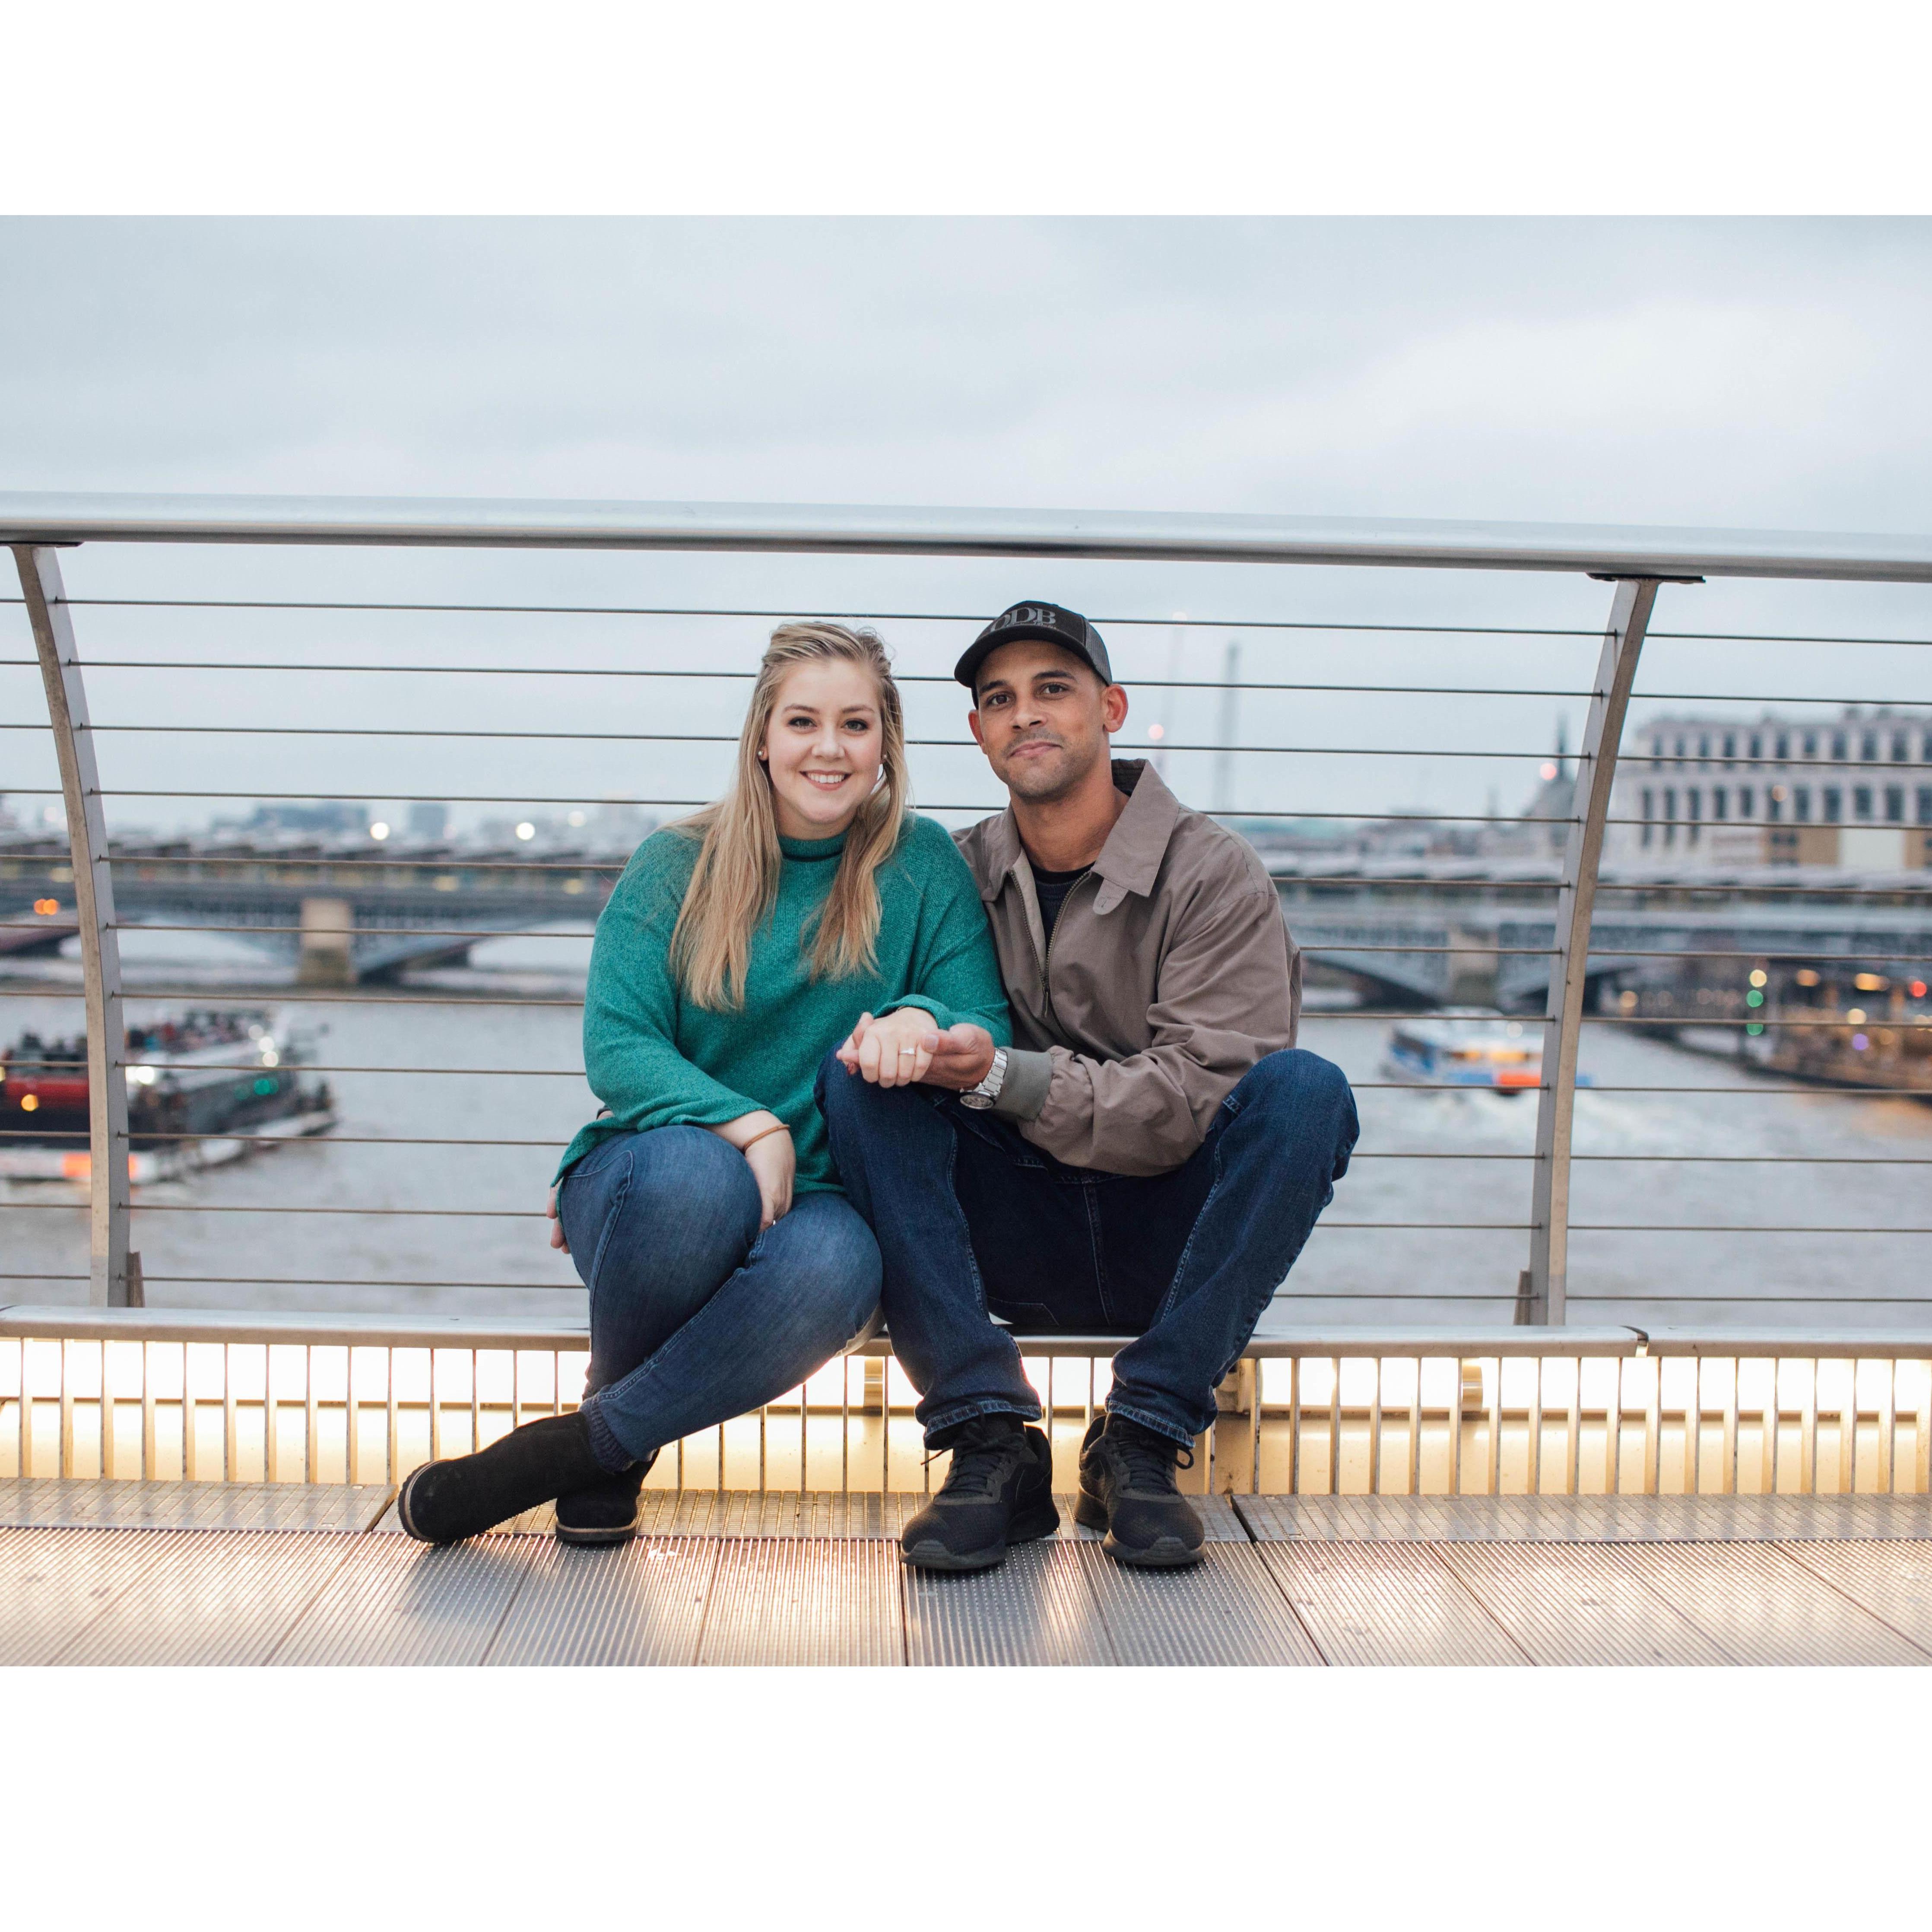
[979,758,1183,915]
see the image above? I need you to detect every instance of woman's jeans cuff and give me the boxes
[578,1396,643,1474]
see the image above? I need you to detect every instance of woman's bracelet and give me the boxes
[737,1120,791,1152]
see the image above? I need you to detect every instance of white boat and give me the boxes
[1380,1010,1587,1095]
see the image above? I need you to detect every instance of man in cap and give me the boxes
[819,600,1358,1571]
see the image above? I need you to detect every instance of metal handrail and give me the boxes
[5,492,1932,577]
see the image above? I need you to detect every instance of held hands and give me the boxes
[836,1011,996,1092]
[834,1007,937,1088]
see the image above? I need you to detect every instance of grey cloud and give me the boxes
[1,218,1928,835]
[5,218,1928,523]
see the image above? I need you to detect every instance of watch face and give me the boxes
[958,1092,993,1110]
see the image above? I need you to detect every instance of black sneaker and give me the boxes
[898,1414,1060,1572]
[397,1410,615,1545]
[1075,1412,1206,1569]
[554,1451,657,1547]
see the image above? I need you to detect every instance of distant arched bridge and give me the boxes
[0,836,625,983]
[4,838,1929,999]
[1274,860,1932,1010]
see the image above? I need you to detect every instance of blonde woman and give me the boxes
[399,622,1009,1546]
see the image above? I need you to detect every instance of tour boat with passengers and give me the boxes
[0,1008,335,1182]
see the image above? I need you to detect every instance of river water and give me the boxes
[4,956,1929,1332]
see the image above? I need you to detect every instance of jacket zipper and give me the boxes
[1037,868,1098,1037]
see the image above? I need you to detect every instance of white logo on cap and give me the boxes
[999,605,1062,633]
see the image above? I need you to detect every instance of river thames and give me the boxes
[5,942,1927,1331]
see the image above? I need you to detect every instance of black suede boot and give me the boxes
[397,1410,620,1545]
[554,1450,658,1547]
[1076,1412,1205,1569]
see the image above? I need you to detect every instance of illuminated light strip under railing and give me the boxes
[4,1308,1929,1501]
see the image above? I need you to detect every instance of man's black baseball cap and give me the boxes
[954,600,1114,693]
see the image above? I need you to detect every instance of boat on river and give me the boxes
[1381,1010,1589,1095]
[0,1008,335,1182]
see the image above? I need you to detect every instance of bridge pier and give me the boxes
[296,897,355,987]
[1446,925,1499,1006]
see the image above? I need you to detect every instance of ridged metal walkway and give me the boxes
[6,1480,1932,1665]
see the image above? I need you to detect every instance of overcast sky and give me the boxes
[3,218,1930,834]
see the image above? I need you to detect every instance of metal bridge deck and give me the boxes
[5,1481,1930,1666]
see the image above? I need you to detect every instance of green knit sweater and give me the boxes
[557,815,1010,1193]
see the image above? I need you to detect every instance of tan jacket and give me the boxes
[955,759,1301,1176]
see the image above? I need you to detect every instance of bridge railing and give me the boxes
[1,494,1929,1397]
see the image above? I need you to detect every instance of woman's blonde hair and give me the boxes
[669,622,910,1010]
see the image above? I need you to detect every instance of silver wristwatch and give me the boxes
[958,1045,1009,1110]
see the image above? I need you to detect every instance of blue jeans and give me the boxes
[817,1048,1358,1447]
[556,1126,882,1469]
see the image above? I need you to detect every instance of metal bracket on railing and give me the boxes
[1523,575,1663,1324]
[13,544,131,1307]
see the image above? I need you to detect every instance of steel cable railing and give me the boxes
[3,584,1929,646]
[17,720,1932,779]
[3,497,1930,1498]
[29,790,1588,822]
[6,657,1606,699]
[18,644,1932,710]
[19,852,1900,892]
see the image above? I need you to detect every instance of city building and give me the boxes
[1609,706,1932,869]
[213,799,371,841]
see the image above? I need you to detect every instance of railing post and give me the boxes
[1523,575,1662,1323]
[14,544,131,1307]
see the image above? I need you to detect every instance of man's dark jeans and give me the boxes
[817,1047,1358,1447]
